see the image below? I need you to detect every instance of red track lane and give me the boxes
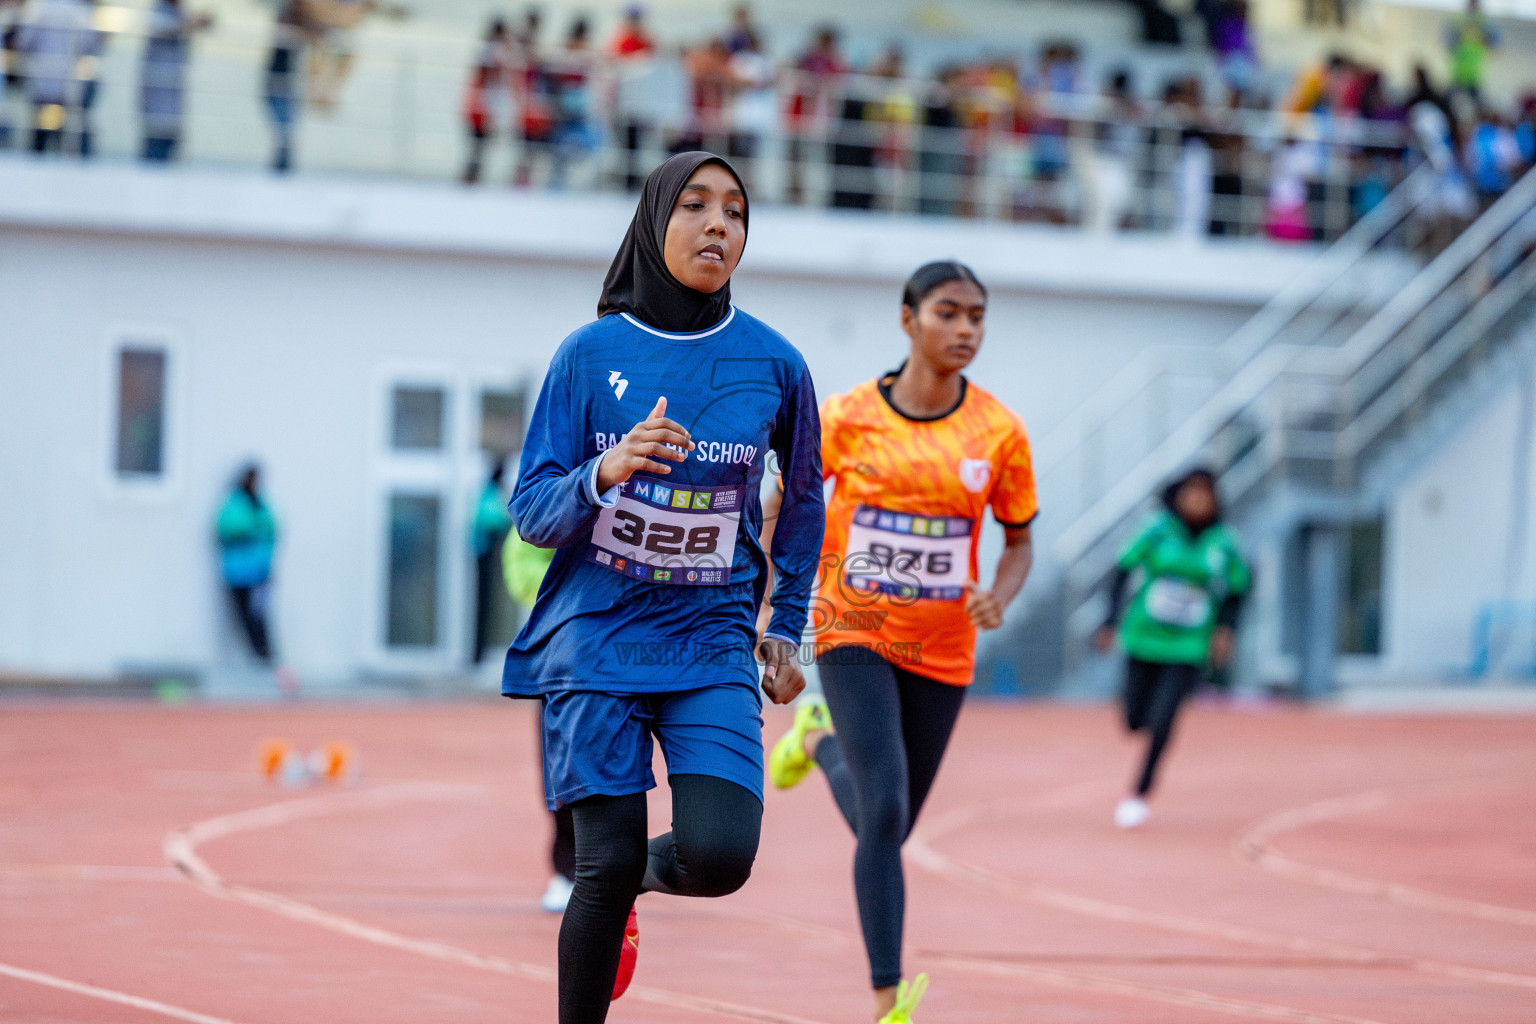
[0,700,1532,1022]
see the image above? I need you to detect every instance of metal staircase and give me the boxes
[983,164,1536,696]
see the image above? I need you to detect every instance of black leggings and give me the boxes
[814,647,966,989]
[1123,658,1201,797]
[558,774,762,1024]
[227,585,272,663]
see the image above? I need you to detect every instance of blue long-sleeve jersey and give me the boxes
[503,307,824,695]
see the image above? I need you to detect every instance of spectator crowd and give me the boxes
[1,0,1533,242]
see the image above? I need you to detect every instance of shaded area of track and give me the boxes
[0,701,1532,1022]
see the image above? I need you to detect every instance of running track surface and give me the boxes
[2,699,1533,1024]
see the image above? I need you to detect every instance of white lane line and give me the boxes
[906,790,1536,993]
[164,781,832,1024]
[0,960,245,1024]
[687,873,1397,1024]
[1235,783,1536,928]
[925,951,1390,1024]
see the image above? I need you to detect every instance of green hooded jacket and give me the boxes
[1115,509,1251,665]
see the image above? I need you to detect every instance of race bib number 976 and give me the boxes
[588,479,743,585]
[843,505,974,601]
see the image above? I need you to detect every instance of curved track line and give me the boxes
[691,901,1395,1024]
[163,781,832,1024]
[906,794,1536,993]
[0,960,246,1024]
[1235,784,1536,928]
[922,951,1389,1024]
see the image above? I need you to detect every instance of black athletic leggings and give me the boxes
[1123,658,1201,797]
[814,646,967,990]
[558,774,762,1024]
[227,585,272,663]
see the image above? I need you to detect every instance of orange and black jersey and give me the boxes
[814,374,1037,685]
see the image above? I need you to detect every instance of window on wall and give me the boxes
[391,386,446,451]
[385,492,441,647]
[115,346,167,476]
[1339,517,1385,655]
[479,387,527,457]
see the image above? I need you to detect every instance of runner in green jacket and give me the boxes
[1094,467,1250,829]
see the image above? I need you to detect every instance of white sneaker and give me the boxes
[540,874,575,913]
[1114,797,1150,829]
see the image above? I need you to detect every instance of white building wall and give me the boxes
[0,161,1310,683]
[1381,367,1536,680]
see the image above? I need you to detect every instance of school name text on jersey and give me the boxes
[594,432,761,466]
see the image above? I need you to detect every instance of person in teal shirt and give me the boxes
[216,463,278,663]
[470,461,513,664]
[1094,467,1251,828]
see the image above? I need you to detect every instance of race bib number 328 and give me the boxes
[588,479,743,586]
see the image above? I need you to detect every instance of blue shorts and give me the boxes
[541,682,765,811]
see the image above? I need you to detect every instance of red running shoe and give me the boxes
[611,905,639,1000]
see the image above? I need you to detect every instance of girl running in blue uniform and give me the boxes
[504,152,824,1024]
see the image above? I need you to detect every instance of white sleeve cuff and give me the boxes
[762,632,800,649]
[586,455,620,508]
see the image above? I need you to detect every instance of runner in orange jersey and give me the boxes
[766,260,1037,1023]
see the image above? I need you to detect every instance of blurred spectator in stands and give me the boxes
[608,4,654,191]
[1445,0,1499,101]
[727,26,775,184]
[1516,94,1535,168]
[139,0,212,162]
[1303,0,1354,27]
[1465,105,1522,205]
[866,45,918,210]
[17,0,104,155]
[1,0,24,149]
[724,3,759,55]
[678,35,731,154]
[304,0,404,113]
[1266,134,1319,241]
[461,17,511,184]
[1018,42,1080,221]
[610,3,651,57]
[1126,0,1181,45]
[1404,64,1459,153]
[470,460,510,664]
[1207,87,1250,235]
[1166,76,1212,240]
[217,463,278,665]
[513,7,555,186]
[786,25,846,204]
[1198,0,1255,98]
[1409,85,1476,252]
[829,89,875,210]
[550,16,598,188]
[1086,68,1142,233]
[917,66,964,216]
[263,0,310,172]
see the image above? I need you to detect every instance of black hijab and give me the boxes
[1161,466,1221,530]
[597,152,748,334]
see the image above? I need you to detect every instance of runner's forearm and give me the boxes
[990,528,1033,608]
[765,368,824,642]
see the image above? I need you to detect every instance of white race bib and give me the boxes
[1143,577,1212,628]
[843,505,973,602]
[588,479,742,585]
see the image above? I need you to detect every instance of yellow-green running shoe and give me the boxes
[768,698,831,789]
[876,974,929,1024]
